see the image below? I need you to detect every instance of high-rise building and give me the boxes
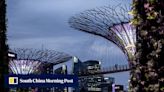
[73,56,86,75]
[115,85,124,92]
[83,60,102,92]
[101,77,115,92]
[72,57,86,92]
[73,57,103,92]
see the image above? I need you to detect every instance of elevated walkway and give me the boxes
[78,64,130,77]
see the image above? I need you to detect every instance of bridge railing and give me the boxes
[67,64,131,76]
[78,64,131,76]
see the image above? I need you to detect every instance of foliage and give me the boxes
[0,0,9,92]
[129,0,164,91]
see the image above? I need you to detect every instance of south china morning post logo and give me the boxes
[5,74,78,88]
[8,77,18,85]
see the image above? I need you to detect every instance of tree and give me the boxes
[9,48,72,74]
[0,0,9,92]
[69,5,137,91]
[129,0,164,91]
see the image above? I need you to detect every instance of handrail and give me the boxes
[78,64,131,77]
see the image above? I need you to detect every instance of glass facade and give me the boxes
[73,58,103,92]
[83,60,102,92]
[101,77,115,92]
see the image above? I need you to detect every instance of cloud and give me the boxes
[7,0,129,66]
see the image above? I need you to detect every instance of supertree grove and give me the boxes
[9,48,72,74]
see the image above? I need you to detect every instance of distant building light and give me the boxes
[88,87,101,91]
[73,56,78,63]
[99,61,101,65]
[104,77,109,80]
[8,53,16,58]
[62,65,66,70]
[88,66,94,69]
[115,86,120,89]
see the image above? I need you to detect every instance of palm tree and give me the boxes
[129,0,164,91]
[0,0,9,92]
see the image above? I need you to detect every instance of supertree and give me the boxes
[9,59,42,74]
[69,5,136,92]
[69,5,135,64]
[9,48,72,74]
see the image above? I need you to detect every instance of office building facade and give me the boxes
[73,57,103,92]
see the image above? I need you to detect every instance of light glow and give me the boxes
[9,59,42,74]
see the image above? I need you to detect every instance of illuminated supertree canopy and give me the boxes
[69,5,136,61]
[9,59,42,74]
[9,48,72,74]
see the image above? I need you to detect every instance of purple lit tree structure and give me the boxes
[9,48,72,74]
[9,59,42,74]
[69,5,135,63]
[69,5,136,91]
[69,5,136,92]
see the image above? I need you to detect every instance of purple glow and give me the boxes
[9,59,42,74]
[112,83,115,92]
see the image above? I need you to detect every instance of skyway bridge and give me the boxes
[77,64,131,77]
